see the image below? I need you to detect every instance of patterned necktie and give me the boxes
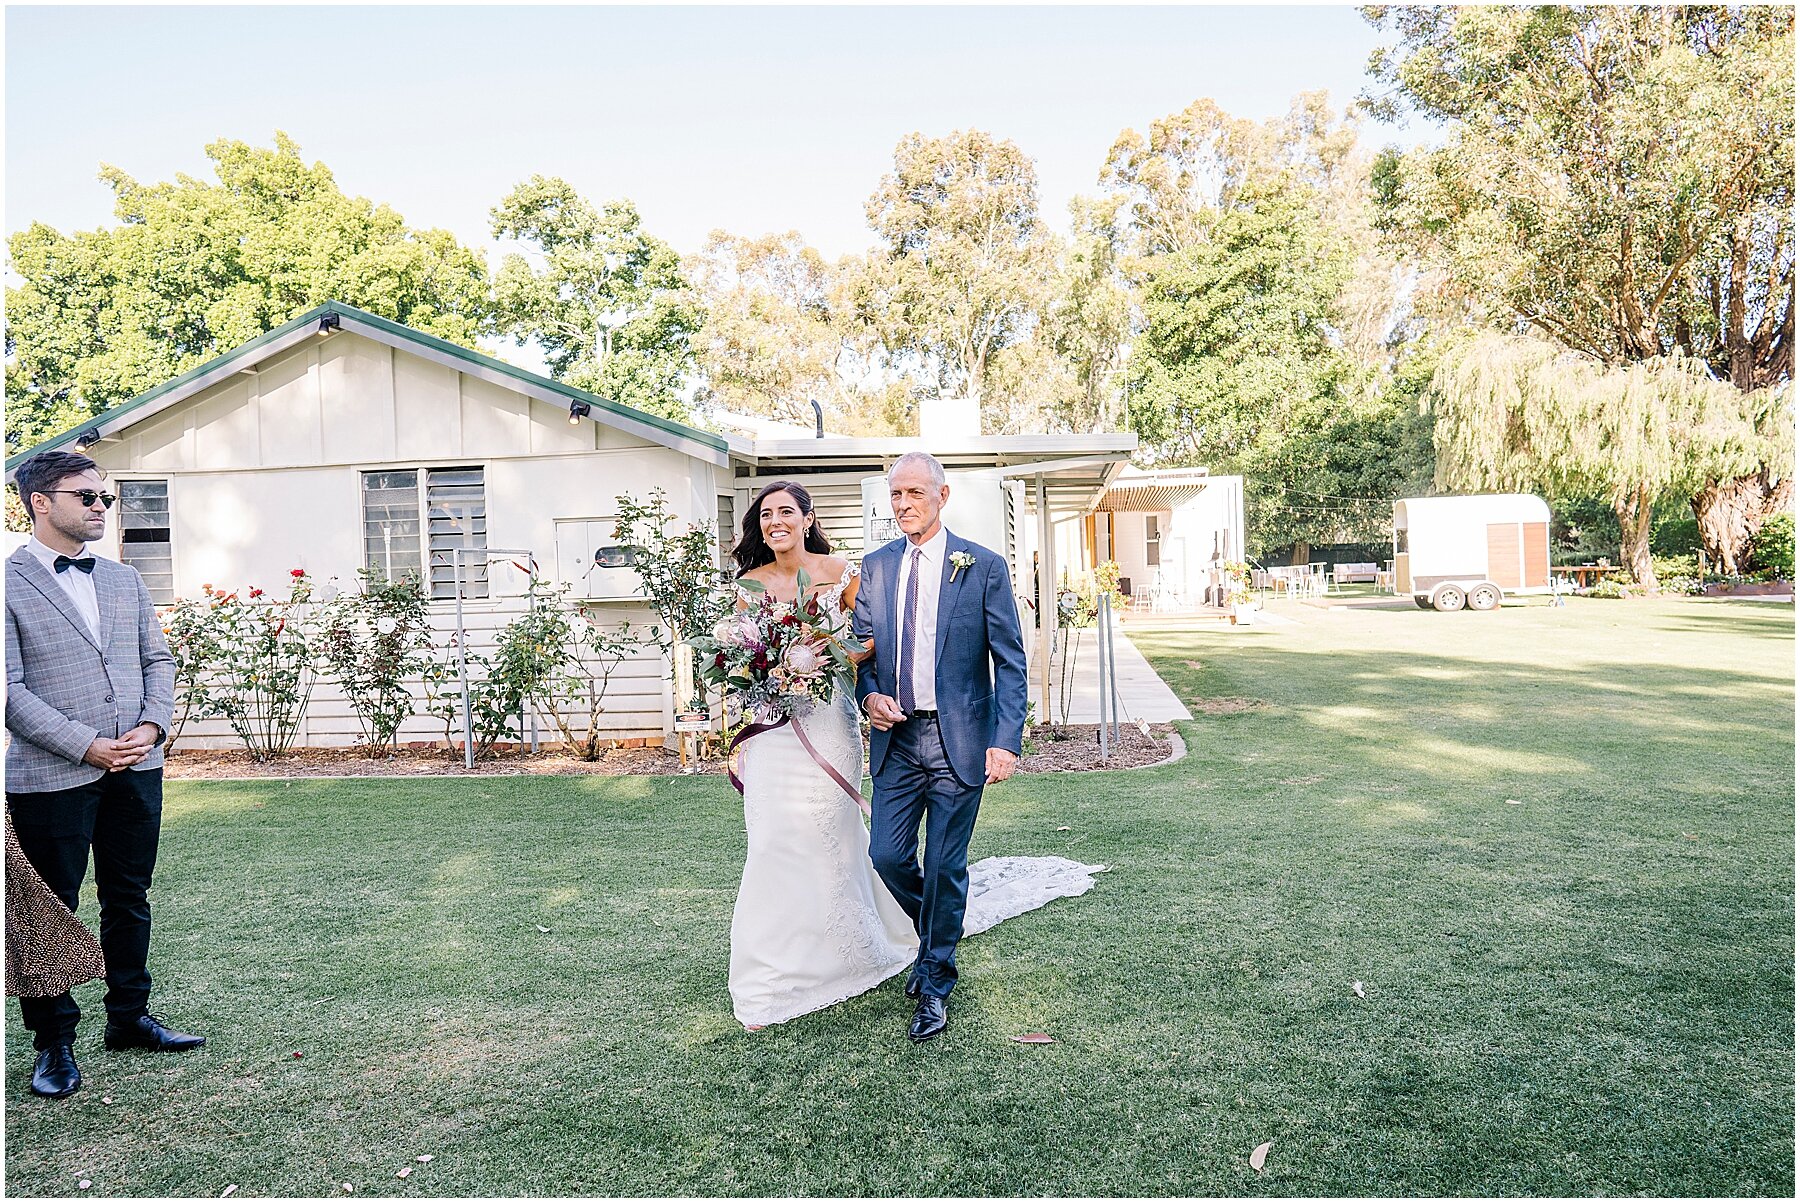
[53,555,96,574]
[897,546,922,714]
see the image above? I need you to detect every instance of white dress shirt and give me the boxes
[894,525,948,710]
[25,535,102,642]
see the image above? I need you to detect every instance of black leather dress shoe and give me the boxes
[104,1014,206,1052]
[905,970,923,999]
[30,1044,80,1097]
[907,994,948,1043]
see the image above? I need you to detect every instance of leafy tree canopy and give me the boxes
[5,132,491,452]
[688,230,912,436]
[1365,4,1795,571]
[863,129,1061,420]
[490,177,701,422]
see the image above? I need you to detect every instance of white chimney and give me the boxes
[918,395,981,441]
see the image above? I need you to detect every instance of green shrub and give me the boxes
[1748,512,1794,580]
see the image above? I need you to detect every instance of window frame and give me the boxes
[358,465,488,600]
[116,478,175,604]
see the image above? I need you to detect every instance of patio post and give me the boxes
[1036,473,1053,721]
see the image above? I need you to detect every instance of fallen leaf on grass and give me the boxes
[342,1184,353,1193]
[78,1182,91,1191]
[1249,1141,1271,1172]
[396,1168,412,1179]
[1351,981,1366,999]
[1056,825,1071,832]
[1183,660,1203,669]
[535,925,551,933]
[220,1188,237,1199]
[291,1051,303,1059]
[415,1156,434,1164]
[1504,799,1522,806]
[1009,1033,1056,1044]
[1682,833,1699,840]
[101,1096,113,1105]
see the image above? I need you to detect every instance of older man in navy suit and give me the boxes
[853,452,1029,1042]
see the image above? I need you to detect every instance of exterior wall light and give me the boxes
[568,399,592,425]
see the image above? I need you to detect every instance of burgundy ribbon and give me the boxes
[728,714,870,816]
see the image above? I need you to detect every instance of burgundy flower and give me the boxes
[714,653,726,669]
[750,652,769,671]
[781,613,798,626]
[290,568,306,578]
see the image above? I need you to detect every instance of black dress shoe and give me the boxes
[30,1044,80,1098]
[907,994,948,1043]
[104,1013,206,1052]
[904,970,923,999]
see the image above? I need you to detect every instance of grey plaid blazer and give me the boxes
[5,547,176,793]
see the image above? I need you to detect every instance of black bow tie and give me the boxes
[53,555,96,574]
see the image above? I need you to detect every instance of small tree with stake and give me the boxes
[611,489,734,750]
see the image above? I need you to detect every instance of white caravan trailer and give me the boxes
[1392,494,1553,611]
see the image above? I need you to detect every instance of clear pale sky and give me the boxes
[6,3,1433,263]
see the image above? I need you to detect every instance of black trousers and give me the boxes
[7,768,163,1049]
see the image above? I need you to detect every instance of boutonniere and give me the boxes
[949,551,976,583]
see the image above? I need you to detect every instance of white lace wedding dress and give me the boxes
[728,564,1106,1029]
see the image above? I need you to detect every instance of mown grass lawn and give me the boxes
[5,595,1792,1197]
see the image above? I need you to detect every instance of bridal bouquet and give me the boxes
[694,570,858,723]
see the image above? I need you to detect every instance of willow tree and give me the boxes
[1432,333,1785,591]
[1366,5,1795,572]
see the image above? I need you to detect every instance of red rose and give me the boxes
[291,568,305,578]
[249,588,264,599]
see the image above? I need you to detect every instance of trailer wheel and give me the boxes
[1431,585,1467,612]
[1413,595,1433,609]
[1467,583,1502,611]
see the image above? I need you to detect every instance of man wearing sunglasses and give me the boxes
[6,450,203,1100]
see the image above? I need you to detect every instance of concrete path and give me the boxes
[1030,615,1192,724]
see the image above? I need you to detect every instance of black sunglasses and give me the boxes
[43,489,117,509]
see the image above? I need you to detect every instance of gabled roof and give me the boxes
[5,300,730,476]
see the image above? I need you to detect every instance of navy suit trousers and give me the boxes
[868,715,982,999]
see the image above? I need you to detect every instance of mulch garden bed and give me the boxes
[1018,722,1179,772]
[164,723,1182,780]
[163,744,716,779]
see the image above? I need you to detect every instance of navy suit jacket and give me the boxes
[854,530,1029,789]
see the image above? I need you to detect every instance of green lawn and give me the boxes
[6,596,1793,1197]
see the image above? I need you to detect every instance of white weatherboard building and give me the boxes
[6,302,1133,748]
[1052,467,1247,611]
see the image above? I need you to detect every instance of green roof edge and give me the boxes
[7,300,725,472]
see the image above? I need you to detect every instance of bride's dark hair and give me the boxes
[733,481,832,577]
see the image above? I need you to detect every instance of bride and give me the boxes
[726,481,916,1029]
[722,480,1106,1031]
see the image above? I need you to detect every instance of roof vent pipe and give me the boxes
[810,398,824,438]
